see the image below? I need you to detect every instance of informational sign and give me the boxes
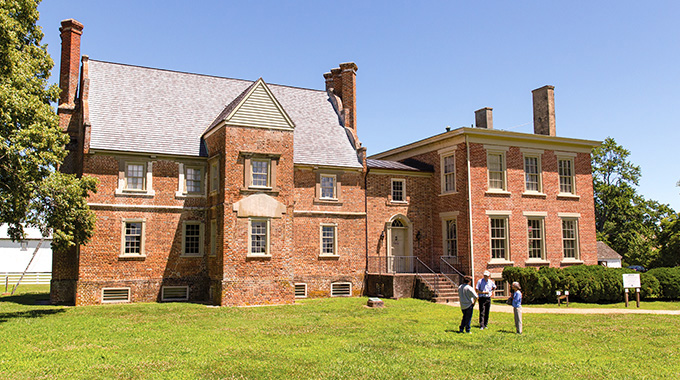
[623,273,641,289]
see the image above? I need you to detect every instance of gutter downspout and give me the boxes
[466,135,475,281]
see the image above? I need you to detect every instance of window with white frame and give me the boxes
[490,217,508,260]
[251,159,270,188]
[249,218,269,256]
[126,163,146,190]
[121,219,145,257]
[210,219,217,256]
[487,152,506,191]
[527,218,545,260]
[210,161,219,193]
[494,280,507,297]
[558,158,575,194]
[320,174,337,199]
[524,155,541,192]
[391,179,406,202]
[320,224,337,256]
[445,219,457,257]
[185,166,203,194]
[443,154,456,193]
[562,218,579,259]
[182,222,203,257]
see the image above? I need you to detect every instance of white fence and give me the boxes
[1,272,52,288]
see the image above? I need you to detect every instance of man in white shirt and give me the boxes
[476,270,496,330]
[458,275,478,333]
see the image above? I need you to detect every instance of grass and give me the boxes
[1,286,679,379]
[492,298,680,310]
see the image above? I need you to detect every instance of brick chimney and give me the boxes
[475,107,493,129]
[58,19,83,109]
[532,85,556,136]
[325,62,358,136]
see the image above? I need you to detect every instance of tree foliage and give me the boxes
[0,0,97,249]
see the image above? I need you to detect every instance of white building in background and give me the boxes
[0,225,52,286]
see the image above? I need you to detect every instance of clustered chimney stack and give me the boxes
[58,19,84,109]
[475,107,493,129]
[324,62,358,136]
[532,85,556,136]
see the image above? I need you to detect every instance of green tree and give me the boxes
[0,0,96,248]
[592,138,673,267]
[655,213,680,268]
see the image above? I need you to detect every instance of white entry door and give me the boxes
[390,227,410,272]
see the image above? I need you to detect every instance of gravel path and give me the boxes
[448,303,680,315]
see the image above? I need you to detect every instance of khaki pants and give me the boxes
[513,306,522,334]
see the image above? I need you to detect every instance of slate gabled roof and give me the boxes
[86,60,362,168]
[366,159,434,172]
[597,241,622,260]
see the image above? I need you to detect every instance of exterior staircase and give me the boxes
[418,273,459,304]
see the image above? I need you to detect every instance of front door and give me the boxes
[389,224,411,273]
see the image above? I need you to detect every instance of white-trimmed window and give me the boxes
[490,217,508,260]
[251,159,270,188]
[558,158,575,194]
[185,166,203,194]
[391,179,406,202]
[445,219,457,257]
[443,154,456,193]
[319,224,338,256]
[494,280,507,297]
[331,282,352,297]
[121,219,145,257]
[210,160,219,193]
[126,163,145,190]
[182,221,204,257]
[487,152,506,191]
[249,218,270,256]
[295,283,307,298]
[527,218,545,260]
[320,174,337,199]
[210,219,217,256]
[562,218,580,259]
[524,155,542,192]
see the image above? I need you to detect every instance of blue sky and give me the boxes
[37,1,680,210]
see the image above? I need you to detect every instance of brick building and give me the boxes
[52,19,599,306]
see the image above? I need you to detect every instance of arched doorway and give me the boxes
[386,215,413,273]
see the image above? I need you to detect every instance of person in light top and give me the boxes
[475,270,496,330]
[512,281,523,334]
[457,276,478,334]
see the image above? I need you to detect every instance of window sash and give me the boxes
[210,162,218,192]
[524,156,540,192]
[186,167,202,193]
[443,155,455,192]
[184,223,201,255]
[321,225,336,255]
[126,164,145,190]
[250,220,268,255]
[490,217,507,259]
[251,160,269,188]
[124,222,142,255]
[562,219,578,258]
[210,220,217,256]
[320,175,336,199]
[446,219,457,256]
[488,153,505,190]
[527,218,544,259]
[391,180,405,202]
[558,159,574,194]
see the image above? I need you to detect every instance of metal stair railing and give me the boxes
[414,257,439,297]
[439,256,465,288]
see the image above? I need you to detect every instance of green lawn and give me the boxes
[1,287,679,379]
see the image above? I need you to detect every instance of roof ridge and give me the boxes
[87,59,326,93]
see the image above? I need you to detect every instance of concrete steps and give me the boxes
[418,273,459,304]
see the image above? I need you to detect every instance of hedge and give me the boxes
[647,267,680,299]
[502,265,665,304]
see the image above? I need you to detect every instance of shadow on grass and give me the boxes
[0,308,65,324]
[0,292,51,306]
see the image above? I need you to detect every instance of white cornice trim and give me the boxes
[88,203,207,211]
[293,210,366,217]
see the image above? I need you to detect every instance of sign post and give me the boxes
[622,273,641,308]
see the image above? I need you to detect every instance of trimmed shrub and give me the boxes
[647,267,680,299]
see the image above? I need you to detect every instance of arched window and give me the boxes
[391,219,405,227]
